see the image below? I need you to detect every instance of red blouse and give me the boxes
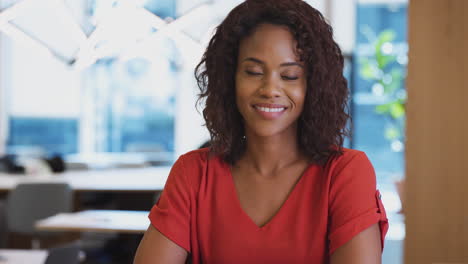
[149,148,388,264]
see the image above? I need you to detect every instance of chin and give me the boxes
[247,124,293,138]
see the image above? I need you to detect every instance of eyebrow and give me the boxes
[242,57,303,68]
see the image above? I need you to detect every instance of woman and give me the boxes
[134,0,388,263]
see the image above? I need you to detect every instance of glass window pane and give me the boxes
[7,117,78,155]
[354,3,408,257]
[354,3,407,183]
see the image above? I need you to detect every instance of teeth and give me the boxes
[256,106,285,112]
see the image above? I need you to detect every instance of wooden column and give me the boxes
[405,0,468,263]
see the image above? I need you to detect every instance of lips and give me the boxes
[252,103,287,120]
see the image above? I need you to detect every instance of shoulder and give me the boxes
[327,148,369,169]
[172,148,221,189]
[177,148,212,167]
[180,147,210,159]
[325,148,375,185]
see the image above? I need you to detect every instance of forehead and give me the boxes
[237,24,299,64]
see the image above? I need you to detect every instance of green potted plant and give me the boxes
[359,28,408,214]
[359,28,407,152]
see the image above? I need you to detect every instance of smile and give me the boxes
[252,104,287,120]
[254,106,286,112]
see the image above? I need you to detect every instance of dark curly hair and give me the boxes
[195,0,350,166]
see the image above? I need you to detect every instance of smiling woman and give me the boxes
[134,1,388,263]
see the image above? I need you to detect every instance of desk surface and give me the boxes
[0,167,171,192]
[0,249,48,264]
[36,210,150,234]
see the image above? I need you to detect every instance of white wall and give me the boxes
[331,0,357,54]
[0,0,83,118]
[0,0,88,154]
[0,37,8,155]
[174,59,210,156]
[172,27,210,156]
[8,41,81,118]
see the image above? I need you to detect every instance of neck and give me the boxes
[239,125,305,176]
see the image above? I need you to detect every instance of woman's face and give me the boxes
[235,23,307,138]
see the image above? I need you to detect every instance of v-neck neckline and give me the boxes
[225,161,313,231]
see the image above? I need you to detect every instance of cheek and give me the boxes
[235,76,254,103]
[289,85,307,110]
[235,78,249,114]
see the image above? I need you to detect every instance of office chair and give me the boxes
[45,240,82,264]
[6,182,73,248]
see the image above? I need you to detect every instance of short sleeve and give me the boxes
[149,155,191,252]
[327,151,389,255]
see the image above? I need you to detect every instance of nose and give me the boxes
[259,73,281,98]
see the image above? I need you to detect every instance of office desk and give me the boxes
[35,210,149,234]
[0,167,171,193]
[0,249,47,264]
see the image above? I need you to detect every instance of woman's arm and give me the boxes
[330,223,382,264]
[134,225,188,264]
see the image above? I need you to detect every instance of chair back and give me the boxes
[6,182,73,234]
[45,241,81,264]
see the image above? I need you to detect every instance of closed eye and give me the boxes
[282,76,299,81]
[245,70,263,76]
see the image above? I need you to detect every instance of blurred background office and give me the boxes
[0,0,409,263]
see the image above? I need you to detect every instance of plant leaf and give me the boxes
[385,68,403,94]
[375,30,396,56]
[385,126,400,140]
[375,103,391,114]
[375,30,396,68]
[390,101,405,119]
[360,60,377,80]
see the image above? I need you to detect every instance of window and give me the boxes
[1,0,85,156]
[354,1,407,192]
[353,2,407,176]
[82,1,179,155]
[1,0,216,160]
[353,2,407,263]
